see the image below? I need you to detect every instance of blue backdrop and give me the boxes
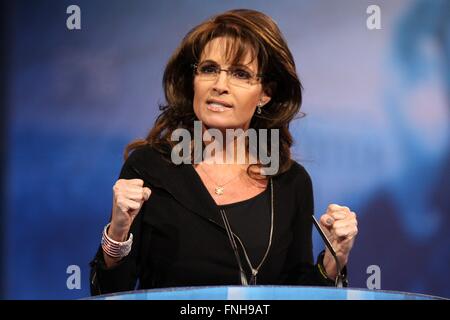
[3,0,449,299]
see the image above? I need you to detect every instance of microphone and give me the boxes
[220,208,249,286]
[311,215,347,288]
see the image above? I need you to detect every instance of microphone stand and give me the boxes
[312,215,347,288]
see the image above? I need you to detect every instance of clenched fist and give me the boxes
[319,204,358,278]
[108,179,151,242]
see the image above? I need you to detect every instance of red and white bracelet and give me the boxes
[101,223,133,259]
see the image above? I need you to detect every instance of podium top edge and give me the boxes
[85,285,448,300]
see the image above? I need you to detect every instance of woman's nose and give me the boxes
[212,70,230,94]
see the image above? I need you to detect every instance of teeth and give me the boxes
[210,103,226,108]
[207,101,231,108]
[207,103,229,112]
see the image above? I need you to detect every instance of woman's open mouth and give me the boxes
[206,99,233,112]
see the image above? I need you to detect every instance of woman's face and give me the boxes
[193,37,271,131]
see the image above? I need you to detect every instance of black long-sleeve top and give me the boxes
[90,145,339,295]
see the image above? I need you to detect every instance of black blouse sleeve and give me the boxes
[283,164,342,287]
[89,152,146,296]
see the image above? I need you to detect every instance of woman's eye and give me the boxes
[199,65,218,74]
[232,69,252,80]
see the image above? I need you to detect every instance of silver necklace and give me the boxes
[219,178,274,285]
[199,164,245,195]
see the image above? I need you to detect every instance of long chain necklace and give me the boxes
[198,164,246,196]
[219,178,274,285]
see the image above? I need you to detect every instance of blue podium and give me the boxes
[88,286,446,300]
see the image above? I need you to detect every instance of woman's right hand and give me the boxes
[108,179,151,242]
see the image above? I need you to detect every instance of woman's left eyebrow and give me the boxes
[233,63,252,69]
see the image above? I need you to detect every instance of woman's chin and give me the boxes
[200,116,238,130]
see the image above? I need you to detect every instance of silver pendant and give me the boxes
[215,186,224,195]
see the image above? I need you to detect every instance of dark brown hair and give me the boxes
[125,9,303,176]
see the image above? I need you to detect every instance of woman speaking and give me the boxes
[90,9,358,295]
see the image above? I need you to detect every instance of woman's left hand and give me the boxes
[319,204,358,273]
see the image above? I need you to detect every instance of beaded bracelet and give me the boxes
[101,223,133,259]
